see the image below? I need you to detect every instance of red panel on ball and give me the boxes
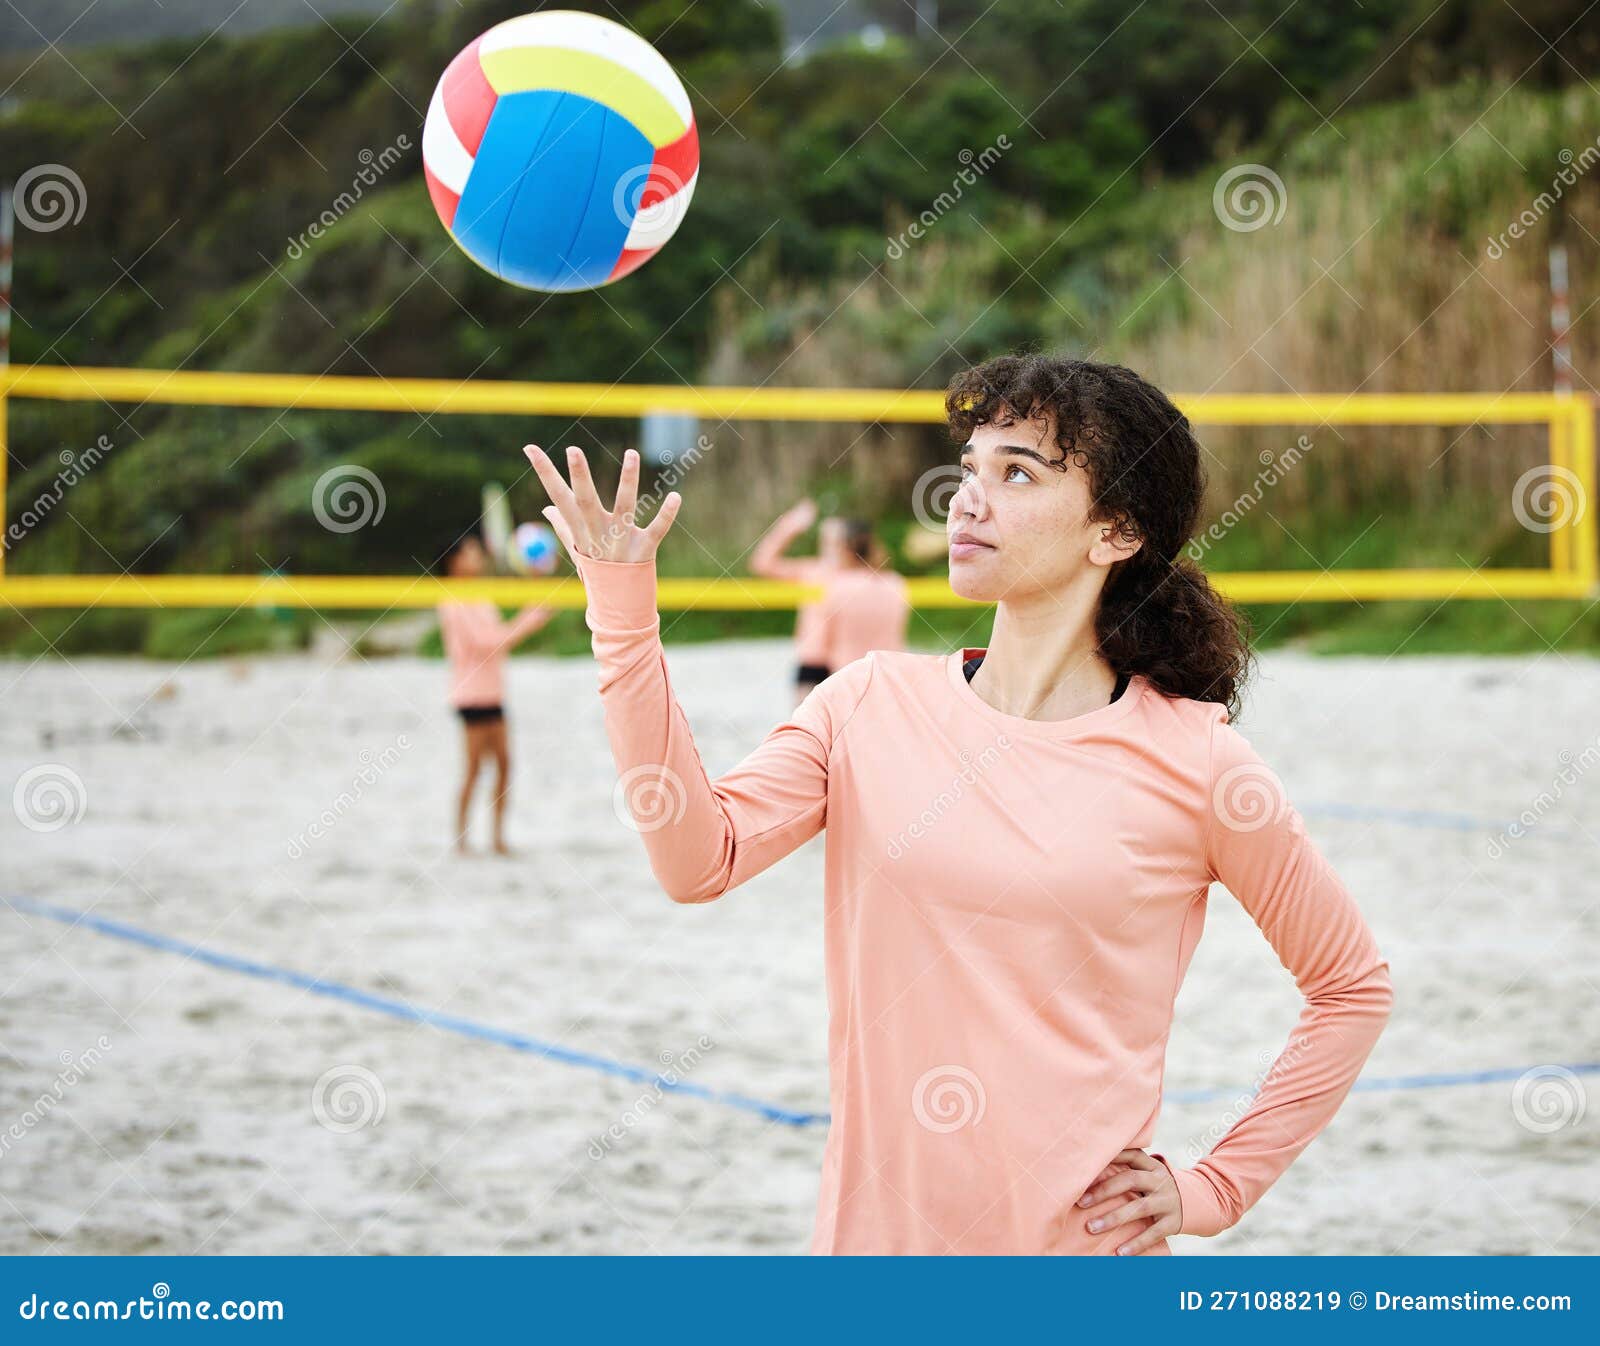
[441,36,497,157]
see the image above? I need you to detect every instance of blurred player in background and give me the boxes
[751,501,909,705]
[438,535,554,856]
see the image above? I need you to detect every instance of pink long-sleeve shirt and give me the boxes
[437,601,545,707]
[577,552,1394,1255]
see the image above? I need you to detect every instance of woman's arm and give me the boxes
[578,550,872,901]
[499,604,554,651]
[440,603,547,665]
[748,500,818,580]
[1151,712,1395,1238]
[525,443,870,903]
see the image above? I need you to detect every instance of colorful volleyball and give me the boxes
[509,521,559,575]
[422,10,699,292]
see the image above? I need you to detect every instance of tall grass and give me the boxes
[696,77,1600,578]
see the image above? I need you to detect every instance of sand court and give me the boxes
[2,642,1596,1254]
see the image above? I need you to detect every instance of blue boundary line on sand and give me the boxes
[1299,800,1577,839]
[5,896,824,1127]
[8,897,1598,1123]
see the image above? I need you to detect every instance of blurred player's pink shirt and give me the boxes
[792,562,911,668]
[815,566,911,669]
[437,601,544,707]
[790,559,832,666]
[575,552,1393,1255]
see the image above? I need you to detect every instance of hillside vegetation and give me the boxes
[3,0,1599,656]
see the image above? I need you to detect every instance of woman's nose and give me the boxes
[951,472,988,520]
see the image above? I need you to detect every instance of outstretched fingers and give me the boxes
[613,447,640,529]
[540,503,580,562]
[523,445,589,552]
[564,444,605,528]
[642,491,682,548]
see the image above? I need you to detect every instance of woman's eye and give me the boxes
[1005,464,1030,483]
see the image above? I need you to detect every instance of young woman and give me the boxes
[526,353,1394,1256]
[437,535,553,856]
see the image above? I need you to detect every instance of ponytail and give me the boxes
[1096,553,1252,719]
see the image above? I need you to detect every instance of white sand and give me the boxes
[1,641,1596,1254]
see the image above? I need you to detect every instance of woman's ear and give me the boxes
[1090,516,1143,568]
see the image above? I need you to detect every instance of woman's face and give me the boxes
[451,537,487,577]
[818,517,847,563]
[945,407,1138,604]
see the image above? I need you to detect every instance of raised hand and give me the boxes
[523,445,680,565]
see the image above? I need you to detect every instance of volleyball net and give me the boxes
[0,364,1594,609]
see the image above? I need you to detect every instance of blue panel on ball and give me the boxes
[451,90,563,277]
[497,94,653,292]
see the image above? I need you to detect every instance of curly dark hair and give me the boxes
[944,352,1253,717]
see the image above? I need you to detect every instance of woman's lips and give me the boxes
[949,538,993,560]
